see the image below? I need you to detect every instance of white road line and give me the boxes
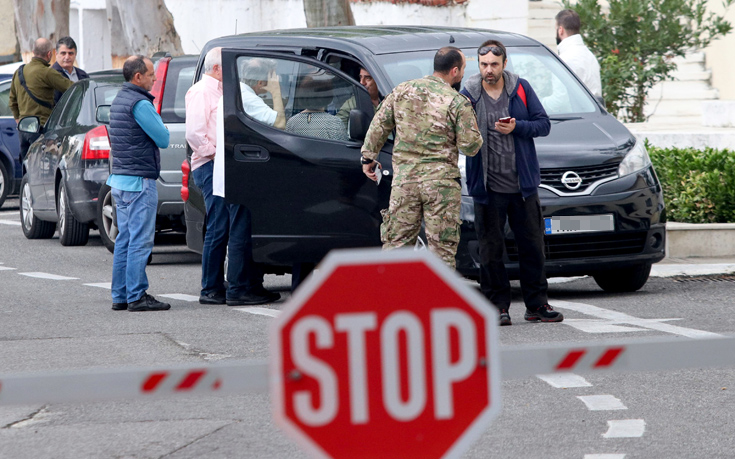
[577,395,627,411]
[159,293,199,302]
[83,282,112,289]
[0,266,16,271]
[233,306,281,318]
[0,220,21,226]
[19,272,78,281]
[584,455,626,459]
[603,419,646,438]
[563,319,647,334]
[536,373,592,388]
[552,300,722,338]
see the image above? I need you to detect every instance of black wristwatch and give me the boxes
[361,156,375,165]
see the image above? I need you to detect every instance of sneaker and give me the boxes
[128,293,171,312]
[112,302,127,311]
[499,309,512,326]
[199,291,227,305]
[524,304,564,323]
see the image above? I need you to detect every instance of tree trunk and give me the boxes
[303,0,355,27]
[107,0,183,57]
[13,0,69,57]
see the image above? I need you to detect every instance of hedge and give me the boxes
[647,144,735,224]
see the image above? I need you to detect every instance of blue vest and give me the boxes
[109,83,161,179]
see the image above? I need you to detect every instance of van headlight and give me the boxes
[618,140,651,177]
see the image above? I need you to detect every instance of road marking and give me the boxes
[0,220,21,226]
[584,455,626,459]
[160,293,199,302]
[536,373,592,388]
[233,306,281,318]
[0,266,16,271]
[577,395,627,411]
[19,272,79,281]
[83,282,112,289]
[553,300,721,339]
[603,419,646,438]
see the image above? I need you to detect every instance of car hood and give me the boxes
[535,115,636,168]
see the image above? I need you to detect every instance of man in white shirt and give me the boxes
[556,9,602,98]
[239,58,286,129]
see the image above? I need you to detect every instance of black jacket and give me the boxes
[52,62,89,105]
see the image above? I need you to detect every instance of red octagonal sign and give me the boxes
[271,249,501,458]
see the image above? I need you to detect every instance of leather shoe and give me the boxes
[112,302,127,311]
[249,286,280,303]
[200,291,226,305]
[226,290,278,306]
[128,293,171,311]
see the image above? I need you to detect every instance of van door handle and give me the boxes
[234,144,269,162]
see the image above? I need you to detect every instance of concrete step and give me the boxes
[670,69,712,82]
[702,101,735,128]
[644,99,704,117]
[640,115,702,125]
[648,84,718,100]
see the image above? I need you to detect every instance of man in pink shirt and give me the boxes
[185,47,278,306]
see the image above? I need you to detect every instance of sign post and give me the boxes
[270,249,501,458]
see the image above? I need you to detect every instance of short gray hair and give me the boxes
[240,58,277,87]
[203,47,222,73]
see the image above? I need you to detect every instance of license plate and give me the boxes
[544,214,614,235]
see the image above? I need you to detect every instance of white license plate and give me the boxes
[544,214,614,235]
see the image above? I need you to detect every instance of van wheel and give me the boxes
[20,175,56,239]
[58,181,89,246]
[593,263,652,293]
[0,160,9,208]
[97,184,117,253]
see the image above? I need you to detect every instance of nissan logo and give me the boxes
[561,171,583,190]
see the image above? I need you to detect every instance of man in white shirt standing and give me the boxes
[555,9,602,98]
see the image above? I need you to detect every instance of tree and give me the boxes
[106,0,184,56]
[566,0,734,122]
[13,0,69,56]
[303,0,355,27]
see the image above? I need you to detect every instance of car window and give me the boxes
[374,47,598,116]
[0,81,12,117]
[57,85,85,128]
[44,89,70,130]
[94,85,121,106]
[161,59,195,123]
[237,56,362,142]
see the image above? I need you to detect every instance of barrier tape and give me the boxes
[0,335,732,406]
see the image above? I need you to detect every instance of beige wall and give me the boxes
[0,0,17,62]
[705,1,735,100]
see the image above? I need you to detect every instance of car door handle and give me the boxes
[234,145,269,162]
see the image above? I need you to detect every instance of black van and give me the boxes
[182,26,665,292]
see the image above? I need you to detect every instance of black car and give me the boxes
[182,26,665,292]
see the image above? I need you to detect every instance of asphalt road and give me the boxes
[1,196,734,459]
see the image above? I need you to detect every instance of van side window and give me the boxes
[236,56,363,142]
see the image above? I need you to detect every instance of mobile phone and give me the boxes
[498,117,512,123]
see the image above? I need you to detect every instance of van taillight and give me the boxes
[82,125,110,160]
[181,159,190,202]
[150,57,171,114]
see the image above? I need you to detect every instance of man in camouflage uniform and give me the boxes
[360,46,483,268]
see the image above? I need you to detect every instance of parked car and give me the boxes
[0,78,22,207]
[182,26,666,292]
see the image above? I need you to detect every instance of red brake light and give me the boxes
[180,159,190,202]
[82,125,110,160]
[150,57,171,114]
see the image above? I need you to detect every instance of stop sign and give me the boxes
[270,249,501,458]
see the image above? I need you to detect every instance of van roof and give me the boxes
[204,26,541,56]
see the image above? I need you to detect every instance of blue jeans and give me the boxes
[111,178,157,303]
[192,161,228,296]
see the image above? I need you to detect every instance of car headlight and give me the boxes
[618,140,651,177]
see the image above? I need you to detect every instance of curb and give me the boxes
[666,222,735,258]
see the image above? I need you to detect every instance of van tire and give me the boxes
[593,263,652,293]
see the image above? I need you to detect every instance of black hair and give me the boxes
[556,9,581,35]
[433,46,464,74]
[123,55,149,82]
[56,36,77,51]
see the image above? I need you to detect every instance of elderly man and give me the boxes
[107,56,170,312]
[52,36,89,104]
[9,38,73,160]
[186,48,279,306]
[239,58,286,129]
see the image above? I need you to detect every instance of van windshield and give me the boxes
[374,47,598,116]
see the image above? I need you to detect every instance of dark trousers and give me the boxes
[19,131,40,162]
[474,191,548,311]
[192,161,262,298]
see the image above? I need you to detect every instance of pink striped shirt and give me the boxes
[185,74,222,171]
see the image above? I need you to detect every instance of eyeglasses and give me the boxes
[478,46,504,57]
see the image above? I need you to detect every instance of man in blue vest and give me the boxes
[106,55,170,312]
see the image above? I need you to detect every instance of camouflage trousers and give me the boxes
[380,179,462,268]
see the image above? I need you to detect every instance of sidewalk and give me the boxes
[652,256,735,278]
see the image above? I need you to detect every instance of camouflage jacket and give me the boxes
[361,75,482,185]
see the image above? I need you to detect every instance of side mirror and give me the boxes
[595,95,605,107]
[96,105,111,124]
[17,116,40,134]
[349,109,373,142]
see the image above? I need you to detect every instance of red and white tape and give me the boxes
[0,336,733,406]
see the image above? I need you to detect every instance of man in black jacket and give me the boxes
[52,36,89,104]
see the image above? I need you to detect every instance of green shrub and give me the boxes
[648,144,735,223]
